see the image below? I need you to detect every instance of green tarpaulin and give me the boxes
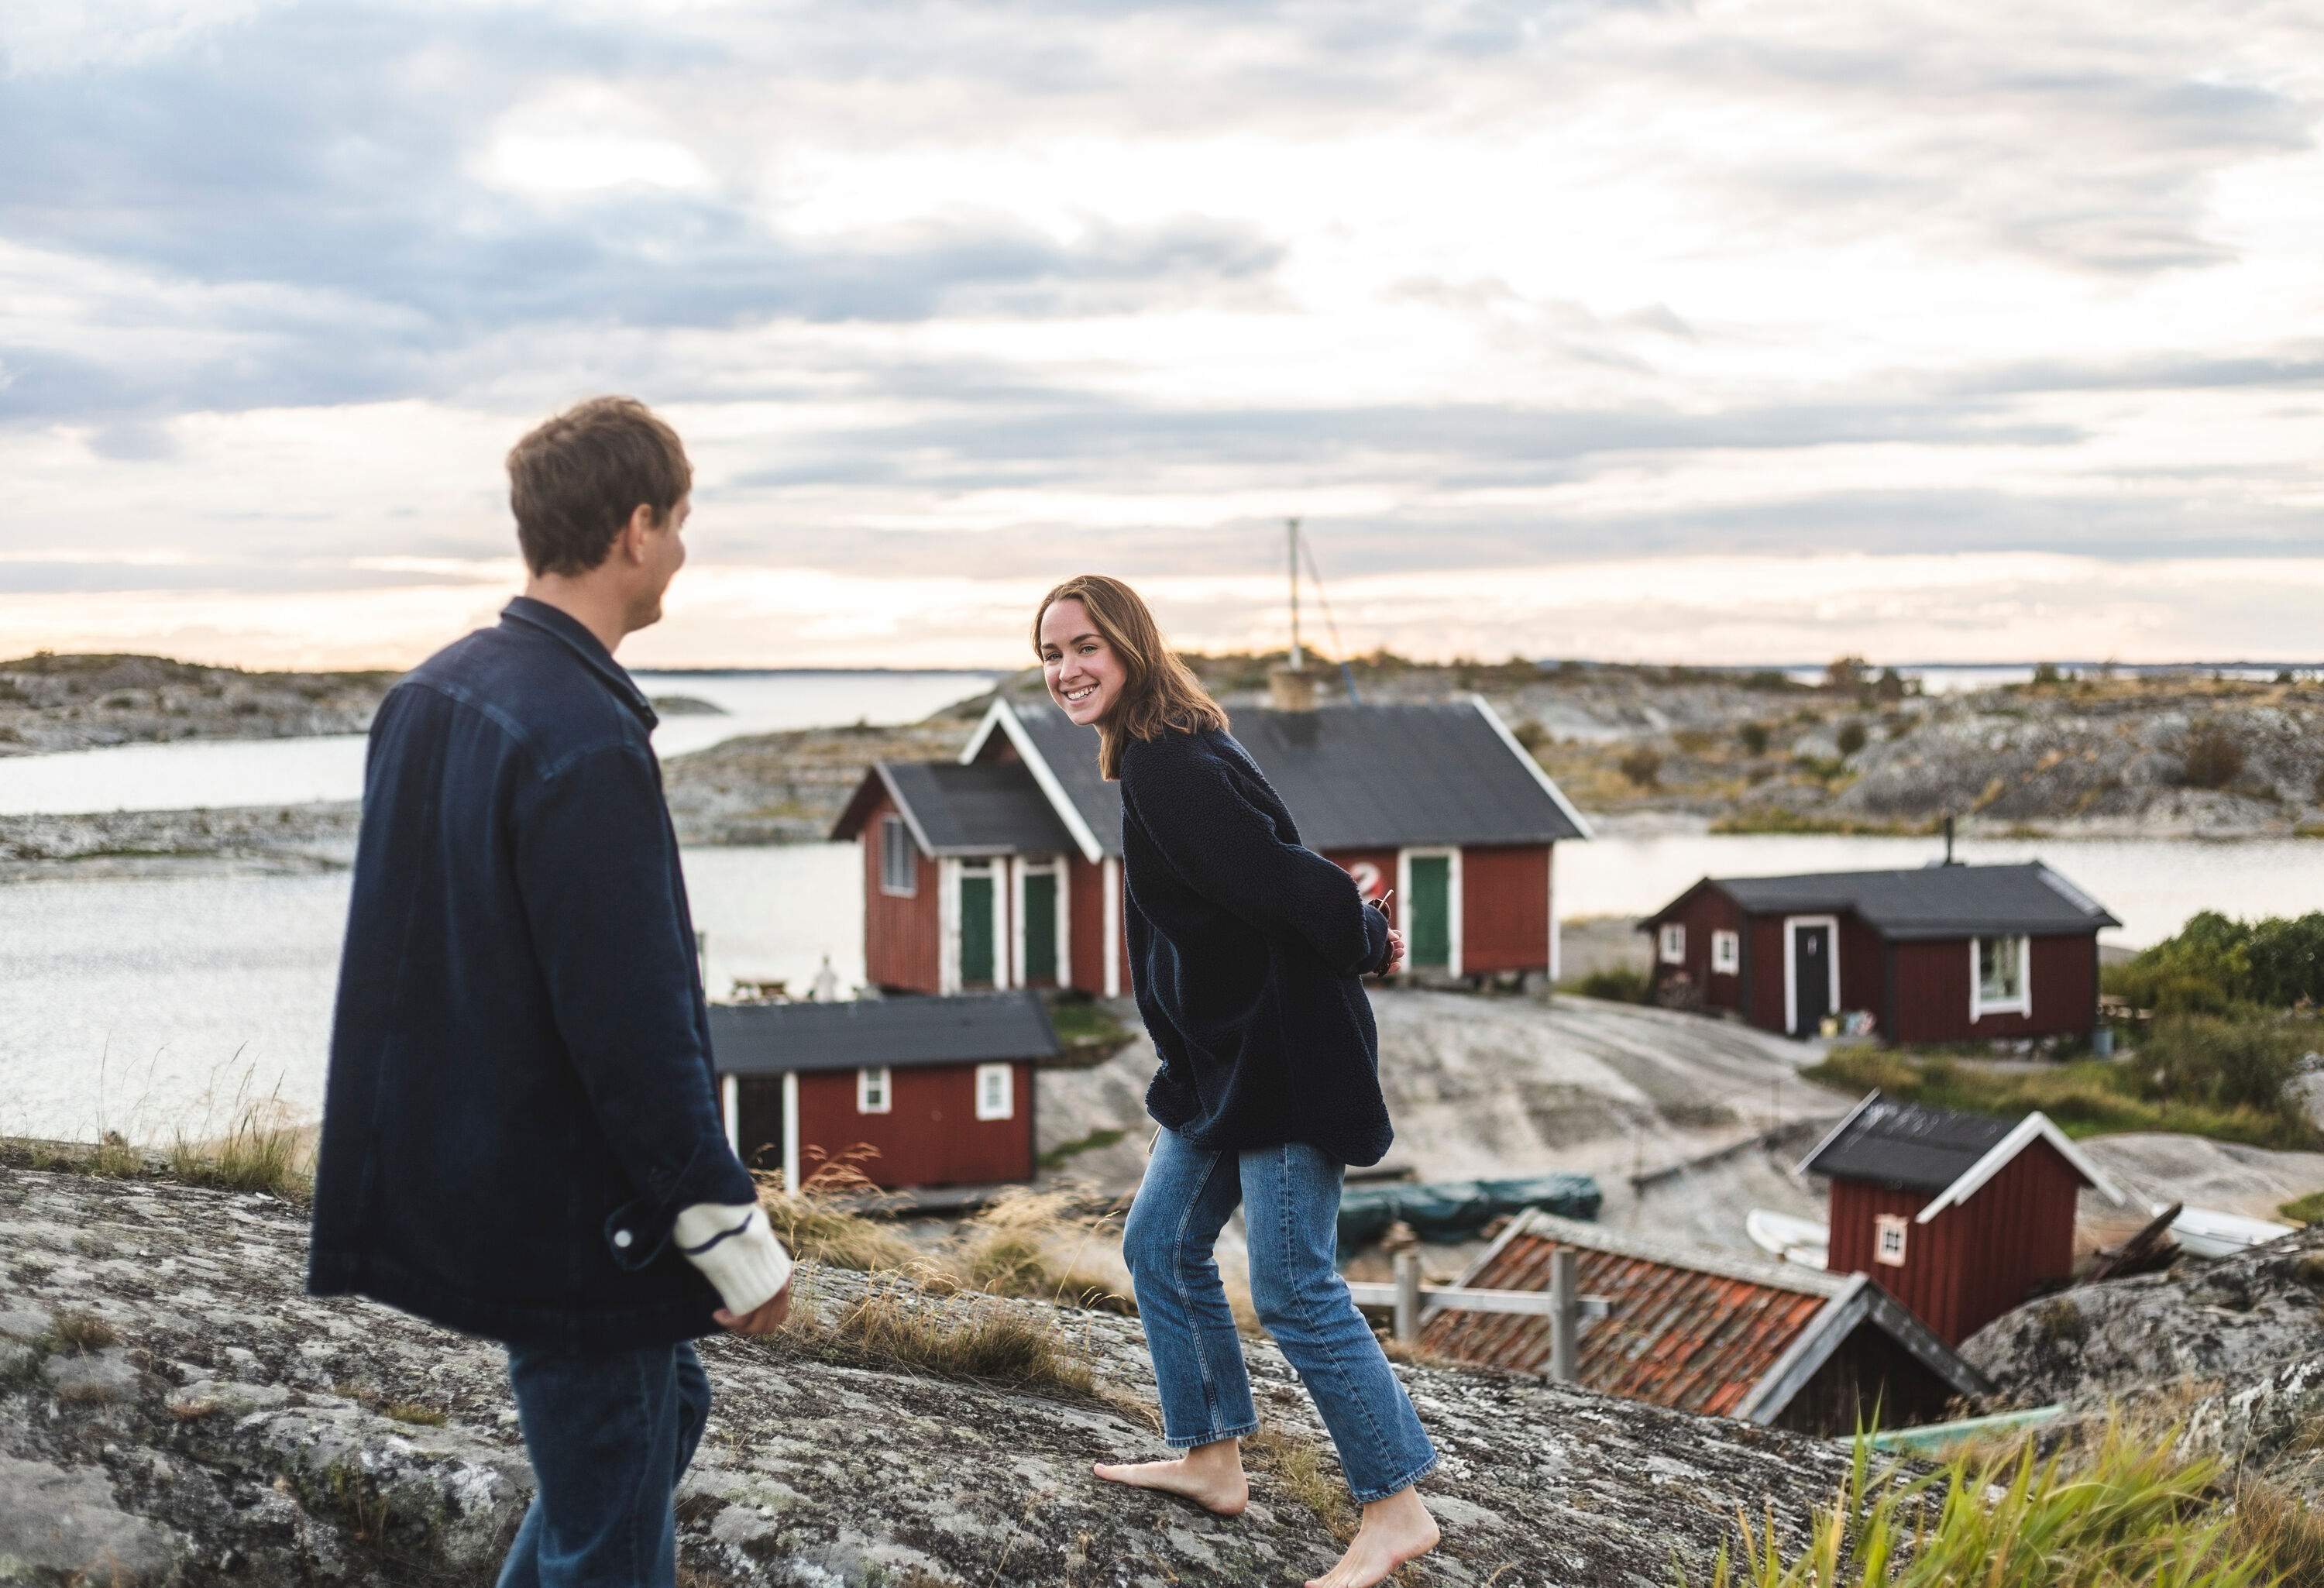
[1336,1174,1602,1263]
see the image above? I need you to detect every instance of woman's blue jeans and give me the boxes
[496,1339,711,1588]
[1122,1127,1438,1504]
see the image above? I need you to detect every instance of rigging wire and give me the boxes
[1296,531,1363,704]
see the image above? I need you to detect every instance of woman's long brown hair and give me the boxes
[1033,574,1228,780]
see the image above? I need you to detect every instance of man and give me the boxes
[308,397,792,1588]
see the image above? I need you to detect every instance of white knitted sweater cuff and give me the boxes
[672,1202,793,1316]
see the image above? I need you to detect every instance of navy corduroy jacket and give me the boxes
[306,598,753,1348]
[1119,725,1395,1166]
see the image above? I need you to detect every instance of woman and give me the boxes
[1035,575,1441,1588]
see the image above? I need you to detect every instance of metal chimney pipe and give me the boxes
[1944,814,1956,864]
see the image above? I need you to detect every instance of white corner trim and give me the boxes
[938,857,961,995]
[1968,934,2033,1023]
[1781,914,1841,1036]
[1917,1109,2127,1221]
[1546,847,1559,982]
[781,1071,800,1194]
[1102,857,1122,999]
[721,1074,741,1160]
[969,700,1106,864]
[1468,693,1596,840]
[1794,1089,1882,1177]
[1011,856,1065,987]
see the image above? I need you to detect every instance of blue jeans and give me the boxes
[1122,1128,1438,1504]
[497,1339,711,1588]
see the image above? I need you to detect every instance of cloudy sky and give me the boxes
[5,1,2322,669]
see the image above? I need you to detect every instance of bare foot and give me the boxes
[1307,1486,1440,1588]
[1093,1439,1249,1516]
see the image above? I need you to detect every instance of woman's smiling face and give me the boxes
[1039,597,1127,726]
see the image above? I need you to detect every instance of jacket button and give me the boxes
[613,1229,634,1249]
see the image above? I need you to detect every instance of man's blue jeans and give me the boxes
[1122,1128,1438,1504]
[497,1339,711,1588]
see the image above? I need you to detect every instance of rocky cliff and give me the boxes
[0,1165,1863,1587]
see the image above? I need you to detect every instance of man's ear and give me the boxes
[620,503,658,563]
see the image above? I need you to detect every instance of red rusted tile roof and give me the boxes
[1419,1213,1855,1419]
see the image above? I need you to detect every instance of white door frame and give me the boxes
[1783,914,1842,1036]
[944,858,1006,991]
[1102,857,1122,998]
[1396,847,1464,978]
[782,1072,801,1193]
[1013,854,1068,988]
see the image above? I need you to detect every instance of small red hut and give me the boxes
[1799,1092,2126,1346]
[706,991,1057,1191]
[831,696,1593,996]
[1637,861,2119,1043]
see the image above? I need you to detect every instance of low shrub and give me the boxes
[2279,1188,2324,1225]
[1835,721,1868,757]
[1738,721,1770,756]
[2105,908,2324,1012]
[1618,748,1662,787]
[2134,1015,2314,1119]
[1571,966,1651,1004]
[2179,724,2247,790]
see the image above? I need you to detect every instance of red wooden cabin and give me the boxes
[1637,862,2119,1043]
[706,991,1057,1191]
[832,696,1593,996]
[1799,1092,2126,1346]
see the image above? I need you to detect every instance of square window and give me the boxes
[1974,935,2030,1017]
[880,816,916,896]
[1711,930,1740,974]
[975,1063,1013,1122]
[1659,923,1686,964]
[1874,1214,1909,1267]
[857,1066,892,1115]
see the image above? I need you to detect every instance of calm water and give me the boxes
[0,671,994,816]
[9,827,2322,1143]
[0,844,862,1145]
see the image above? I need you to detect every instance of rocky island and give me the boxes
[1,1164,1857,1586]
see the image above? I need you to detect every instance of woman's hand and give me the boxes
[715,1277,792,1336]
[1377,927,1406,978]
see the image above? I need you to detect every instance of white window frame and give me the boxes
[878,814,917,897]
[974,1063,1014,1122]
[1970,934,2032,1021]
[1710,929,1740,975]
[1782,915,1843,1036]
[1874,1213,1909,1267]
[856,1066,892,1115]
[1659,923,1686,964]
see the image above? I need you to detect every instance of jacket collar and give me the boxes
[500,596,659,730]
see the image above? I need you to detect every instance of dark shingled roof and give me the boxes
[1660,861,2118,940]
[709,991,1059,1077]
[1797,1095,2017,1193]
[1006,698,1590,856]
[877,761,1075,856]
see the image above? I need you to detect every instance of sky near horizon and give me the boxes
[5,2,2322,671]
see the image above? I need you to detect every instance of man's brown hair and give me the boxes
[506,397,692,576]
[1033,574,1228,781]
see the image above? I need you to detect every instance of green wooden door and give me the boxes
[1408,854,1452,968]
[1023,871,1058,985]
[960,872,995,986]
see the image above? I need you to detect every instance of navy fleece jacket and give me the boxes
[1119,724,1395,1167]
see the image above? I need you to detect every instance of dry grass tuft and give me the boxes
[382,1401,448,1426]
[955,1188,1135,1314]
[2223,1476,2324,1583]
[53,1380,121,1406]
[168,1090,311,1201]
[753,1159,921,1273]
[769,1272,1097,1397]
[49,1309,119,1353]
[169,1397,223,1421]
[1245,1428,1355,1542]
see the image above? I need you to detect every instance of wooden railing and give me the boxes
[1346,1248,1609,1381]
